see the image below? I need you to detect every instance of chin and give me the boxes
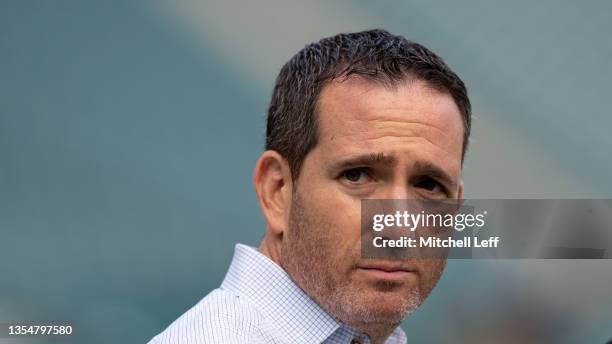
[341,287,422,325]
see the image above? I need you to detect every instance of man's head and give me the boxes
[255,29,470,339]
[266,29,471,179]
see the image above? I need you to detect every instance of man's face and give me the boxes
[280,77,464,328]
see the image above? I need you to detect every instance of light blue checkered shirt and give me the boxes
[149,244,407,344]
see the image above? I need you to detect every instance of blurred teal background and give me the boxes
[1,1,611,343]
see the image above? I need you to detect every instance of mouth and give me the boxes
[357,262,417,281]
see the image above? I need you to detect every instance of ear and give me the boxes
[253,150,293,238]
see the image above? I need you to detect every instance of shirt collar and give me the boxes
[221,244,407,344]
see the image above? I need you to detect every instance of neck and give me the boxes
[260,234,400,344]
[355,322,398,344]
[259,233,283,266]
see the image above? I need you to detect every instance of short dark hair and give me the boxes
[266,29,471,179]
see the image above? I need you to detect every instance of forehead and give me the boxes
[314,77,464,169]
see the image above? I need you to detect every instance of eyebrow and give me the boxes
[330,152,398,171]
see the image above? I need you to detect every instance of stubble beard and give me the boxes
[280,191,426,331]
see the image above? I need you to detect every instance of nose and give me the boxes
[373,182,412,222]
[379,180,411,200]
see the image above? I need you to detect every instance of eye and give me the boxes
[341,168,371,184]
[415,177,446,194]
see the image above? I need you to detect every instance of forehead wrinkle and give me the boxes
[365,118,453,140]
[366,133,460,162]
[318,79,461,131]
[324,99,462,141]
[358,98,461,129]
[364,122,460,156]
[320,124,460,164]
[345,84,460,117]
[326,116,461,159]
[316,78,464,166]
[323,132,461,173]
[322,113,452,139]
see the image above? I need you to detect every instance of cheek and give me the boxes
[296,163,364,254]
[309,189,362,245]
[416,259,446,294]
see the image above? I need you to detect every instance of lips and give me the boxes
[358,262,415,273]
[357,262,417,280]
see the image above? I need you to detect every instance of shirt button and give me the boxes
[350,339,363,344]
